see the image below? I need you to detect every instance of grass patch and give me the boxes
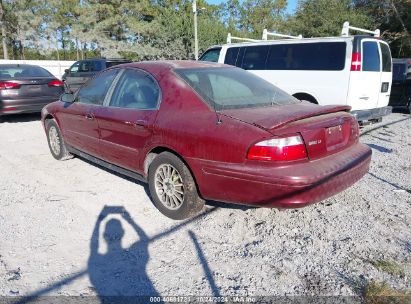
[368,259,405,277]
[363,280,411,304]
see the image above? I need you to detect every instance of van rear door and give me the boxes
[378,42,392,108]
[352,39,381,110]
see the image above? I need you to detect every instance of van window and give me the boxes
[199,48,221,62]
[380,43,392,72]
[241,45,269,70]
[362,41,380,72]
[266,42,346,71]
[224,47,240,66]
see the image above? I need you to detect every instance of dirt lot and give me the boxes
[0,112,410,301]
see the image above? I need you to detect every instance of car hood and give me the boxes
[220,104,351,131]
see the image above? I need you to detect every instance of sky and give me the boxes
[205,0,299,15]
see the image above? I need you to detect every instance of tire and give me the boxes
[148,152,205,220]
[45,119,73,161]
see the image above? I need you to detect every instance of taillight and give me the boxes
[247,134,308,161]
[350,118,360,141]
[0,81,21,90]
[0,107,17,112]
[48,80,64,87]
[351,52,361,71]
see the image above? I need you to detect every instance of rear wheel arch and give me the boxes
[292,93,318,104]
[144,146,203,196]
[144,146,188,174]
[44,114,55,122]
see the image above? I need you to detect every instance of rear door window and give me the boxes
[362,41,380,72]
[109,69,160,110]
[380,43,392,72]
[266,42,346,71]
[199,48,221,62]
[241,45,269,70]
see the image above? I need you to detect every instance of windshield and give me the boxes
[0,65,53,79]
[175,67,299,110]
[199,48,221,63]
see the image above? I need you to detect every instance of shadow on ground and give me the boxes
[15,205,221,303]
[0,113,41,123]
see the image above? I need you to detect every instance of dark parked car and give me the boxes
[41,61,371,220]
[0,64,64,116]
[62,58,131,93]
[389,58,411,112]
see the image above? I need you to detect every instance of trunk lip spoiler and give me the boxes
[221,105,352,131]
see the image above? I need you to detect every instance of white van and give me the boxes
[199,23,393,122]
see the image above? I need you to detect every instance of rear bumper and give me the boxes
[187,143,371,208]
[351,106,392,121]
[0,97,58,115]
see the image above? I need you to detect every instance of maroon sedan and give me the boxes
[41,61,371,220]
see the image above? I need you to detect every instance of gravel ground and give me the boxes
[0,112,410,300]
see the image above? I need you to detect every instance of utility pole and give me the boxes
[192,0,198,60]
[0,1,8,59]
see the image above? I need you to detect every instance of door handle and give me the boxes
[85,113,94,120]
[134,120,149,128]
[359,96,369,100]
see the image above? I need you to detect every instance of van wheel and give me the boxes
[148,152,204,220]
[293,93,318,104]
[46,119,73,161]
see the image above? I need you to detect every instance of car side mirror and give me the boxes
[60,93,76,103]
[64,69,70,74]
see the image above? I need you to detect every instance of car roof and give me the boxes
[0,64,42,68]
[116,60,230,71]
[393,58,411,64]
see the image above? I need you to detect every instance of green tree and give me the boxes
[222,0,288,39]
[354,0,411,57]
[286,0,372,38]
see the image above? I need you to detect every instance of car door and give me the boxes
[58,69,120,156]
[94,68,161,172]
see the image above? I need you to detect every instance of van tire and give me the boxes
[293,93,318,104]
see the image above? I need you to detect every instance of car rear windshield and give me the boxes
[0,65,53,79]
[175,67,299,110]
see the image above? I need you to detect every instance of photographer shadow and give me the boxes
[88,206,159,301]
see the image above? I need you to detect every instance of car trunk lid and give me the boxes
[0,77,61,98]
[221,104,359,160]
